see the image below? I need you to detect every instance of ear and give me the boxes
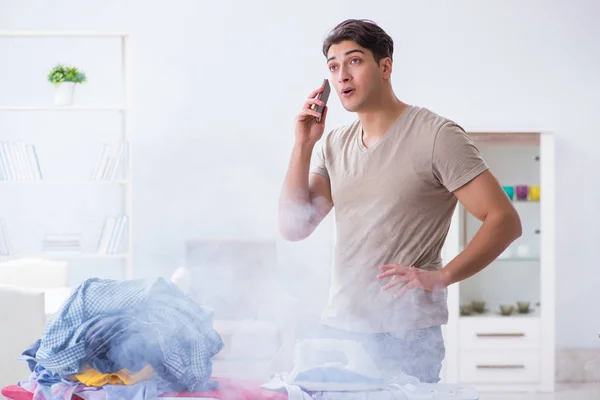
[380,57,393,79]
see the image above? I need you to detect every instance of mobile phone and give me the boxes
[311,79,330,123]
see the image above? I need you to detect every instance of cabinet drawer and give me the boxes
[459,318,540,349]
[460,349,540,383]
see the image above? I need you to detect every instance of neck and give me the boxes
[357,87,408,140]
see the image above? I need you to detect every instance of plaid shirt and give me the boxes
[29,277,224,391]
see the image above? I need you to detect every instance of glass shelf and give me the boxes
[494,257,540,263]
[460,308,541,319]
[512,200,540,204]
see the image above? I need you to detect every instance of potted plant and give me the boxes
[47,64,87,106]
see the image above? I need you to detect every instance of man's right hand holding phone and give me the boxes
[295,85,329,147]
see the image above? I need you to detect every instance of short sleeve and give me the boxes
[432,122,489,192]
[310,140,329,179]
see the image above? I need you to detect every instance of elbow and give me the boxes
[489,207,522,245]
[278,211,310,242]
[280,230,307,242]
[508,208,523,242]
[278,223,309,242]
[278,200,313,242]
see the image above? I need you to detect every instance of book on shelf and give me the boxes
[0,219,12,256]
[43,233,82,254]
[97,214,128,254]
[0,141,42,181]
[92,142,129,181]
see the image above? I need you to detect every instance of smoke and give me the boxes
[584,358,600,381]
[278,197,320,242]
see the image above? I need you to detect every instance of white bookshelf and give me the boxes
[0,106,127,112]
[0,253,129,260]
[441,131,555,393]
[0,181,128,185]
[0,31,134,280]
[0,32,130,37]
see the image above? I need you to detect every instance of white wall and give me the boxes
[1,0,599,349]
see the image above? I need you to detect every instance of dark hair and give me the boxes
[322,19,394,63]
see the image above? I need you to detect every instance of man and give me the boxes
[278,19,522,383]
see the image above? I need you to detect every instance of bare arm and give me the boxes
[279,84,333,241]
[278,142,333,241]
[440,169,522,285]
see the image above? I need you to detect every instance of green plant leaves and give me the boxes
[48,64,87,84]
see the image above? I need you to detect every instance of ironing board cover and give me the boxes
[1,378,288,400]
[0,385,83,400]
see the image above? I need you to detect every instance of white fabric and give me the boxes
[394,383,479,399]
[285,339,391,391]
[313,388,407,400]
[263,339,479,400]
[264,375,313,400]
[77,391,107,400]
[312,383,480,400]
[161,398,218,400]
[264,375,480,400]
[263,374,407,400]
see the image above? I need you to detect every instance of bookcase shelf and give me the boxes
[0,253,130,260]
[0,31,134,280]
[0,106,127,112]
[0,180,129,185]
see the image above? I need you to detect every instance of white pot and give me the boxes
[53,82,76,106]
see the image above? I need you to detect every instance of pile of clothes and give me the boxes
[13,277,225,399]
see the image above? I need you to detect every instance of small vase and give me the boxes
[529,185,540,201]
[53,82,76,106]
[502,186,514,200]
[516,185,528,201]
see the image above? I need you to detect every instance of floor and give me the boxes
[479,383,599,399]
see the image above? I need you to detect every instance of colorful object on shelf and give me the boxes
[502,186,514,200]
[517,301,531,314]
[460,304,473,316]
[515,185,528,200]
[499,305,515,316]
[529,185,540,201]
[471,300,486,313]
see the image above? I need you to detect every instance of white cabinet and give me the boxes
[459,317,541,350]
[459,349,542,384]
[442,132,555,393]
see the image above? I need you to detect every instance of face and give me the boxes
[326,40,391,112]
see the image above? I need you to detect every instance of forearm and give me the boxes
[441,210,522,286]
[281,142,314,204]
[278,142,316,239]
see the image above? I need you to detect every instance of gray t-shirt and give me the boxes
[310,105,489,333]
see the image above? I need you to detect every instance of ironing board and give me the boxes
[1,377,289,400]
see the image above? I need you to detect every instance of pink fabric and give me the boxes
[1,385,84,400]
[2,378,288,400]
[159,377,288,399]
